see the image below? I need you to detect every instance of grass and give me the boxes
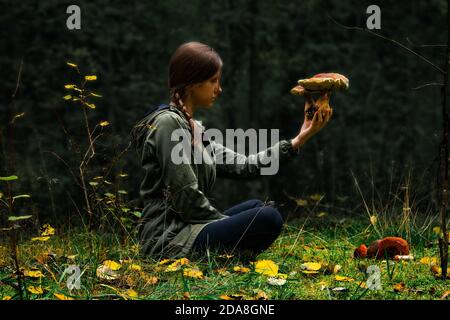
[1,210,449,300]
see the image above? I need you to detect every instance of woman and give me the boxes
[130,41,332,261]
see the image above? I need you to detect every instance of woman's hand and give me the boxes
[291,92,333,150]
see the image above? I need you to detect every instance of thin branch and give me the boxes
[412,83,444,90]
[11,59,23,100]
[406,37,447,48]
[327,14,445,75]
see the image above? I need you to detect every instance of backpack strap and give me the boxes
[143,103,170,118]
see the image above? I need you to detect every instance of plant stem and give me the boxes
[438,0,450,280]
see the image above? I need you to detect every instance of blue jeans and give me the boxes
[191,199,284,256]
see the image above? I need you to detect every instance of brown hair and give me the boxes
[168,42,223,143]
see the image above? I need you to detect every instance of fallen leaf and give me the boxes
[27,286,43,294]
[335,275,354,282]
[124,289,138,299]
[420,257,438,266]
[31,236,50,242]
[441,290,450,299]
[393,282,406,292]
[301,262,322,271]
[2,296,12,300]
[370,215,378,225]
[158,259,172,265]
[54,293,74,300]
[233,266,250,273]
[103,260,122,271]
[129,264,142,271]
[183,268,204,279]
[183,292,190,300]
[216,268,230,276]
[24,270,44,278]
[254,260,278,276]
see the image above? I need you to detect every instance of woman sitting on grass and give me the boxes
[130,41,332,261]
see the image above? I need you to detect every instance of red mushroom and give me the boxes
[354,237,409,260]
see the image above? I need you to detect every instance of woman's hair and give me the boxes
[168,41,223,144]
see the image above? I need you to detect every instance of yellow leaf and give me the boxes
[31,236,50,242]
[125,289,138,299]
[370,215,378,225]
[103,260,122,271]
[433,226,441,235]
[317,212,327,218]
[158,259,172,265]
[233,266,250,273]
[24,270,44,278]
[85,102,96,109]
[2,296,12,300]
[129,264,142,271]
[393,282,406,292]
[295,198,308,206]
[420,257,438,266]
[90,92,103,97]
[54,293,74,300]
[254,260,278,276]
[301,262,322,271]
[183,268,204,279]
[335,275,354,282]
[63,95,72,100]
[99,121,109,127]
[310,193,324,201]
[64,84,76,89]
[41,224,55,236]
[66,62,78,68]
[219,294,234,300]
[85,75,97,81]
[28,286,43,294]
[165,258,190,272]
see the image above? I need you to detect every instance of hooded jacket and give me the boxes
[130,104,300,259]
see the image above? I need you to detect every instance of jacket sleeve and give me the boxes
[149,113,228,224]
[210,139,300,179]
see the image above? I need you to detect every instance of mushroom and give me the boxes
[291,72,349,120]
[354,237,410,260]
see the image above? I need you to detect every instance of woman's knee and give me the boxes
[255,207,284,233]
[246,199,264,208]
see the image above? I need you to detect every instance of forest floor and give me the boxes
[1,207,450,300]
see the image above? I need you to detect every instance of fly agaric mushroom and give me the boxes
[291,72,349,120]
[353,237,410,260]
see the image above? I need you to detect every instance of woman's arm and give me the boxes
[148,113,228,224]
[210,139,300,179]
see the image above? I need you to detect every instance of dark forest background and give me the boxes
[1,0,448,230]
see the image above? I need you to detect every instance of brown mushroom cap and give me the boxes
[291,72,349,96]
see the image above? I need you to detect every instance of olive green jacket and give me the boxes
[130,104,300,260]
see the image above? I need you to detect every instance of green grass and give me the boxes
[1,212,449,300]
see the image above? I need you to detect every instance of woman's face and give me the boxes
[189,69,222,108]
